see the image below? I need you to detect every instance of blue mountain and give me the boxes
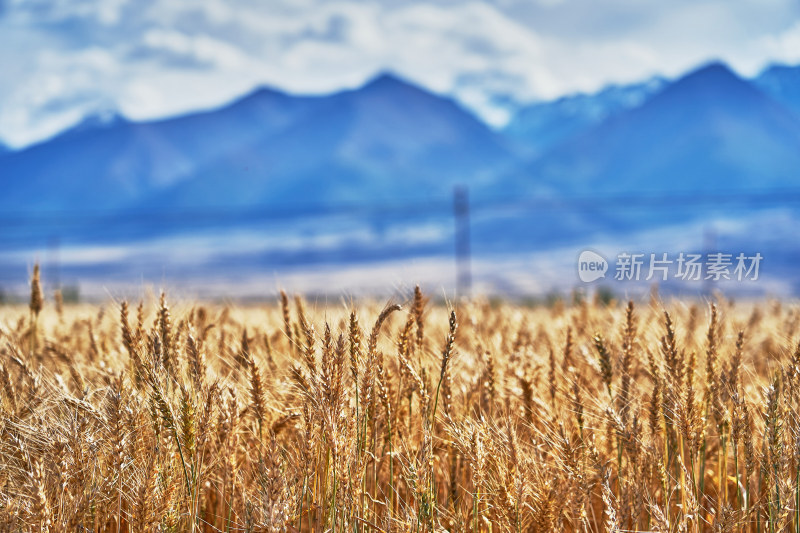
[508,62,800,197]
[0,73,515,216]
[2,60,800,294]
[60,109,129,137]
[146,73,517,209]
[754,63,800,116]
[0,87,325,212]
[503,77,667,156]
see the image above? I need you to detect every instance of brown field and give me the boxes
[1,271,799,532]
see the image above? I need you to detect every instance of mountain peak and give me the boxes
[677,61,741,87]
[239,85,292,103]
[759,62,800,77]
[362,72,422,93]
[66,109,128,136]
[655,60,762,105]
[754,62,800,114]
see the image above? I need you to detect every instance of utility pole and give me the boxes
[454,185,472,299]
[702,226,716,298]
[47,235,61,291]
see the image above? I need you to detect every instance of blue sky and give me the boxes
[1,0,799,147]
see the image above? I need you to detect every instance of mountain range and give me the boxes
[2,59,800,293]
[755,64,800,116]
[3,61,800,213]
[146,74,516,210]
[514,62,800,196]
[0,74,515,215]
[503,76,667,156]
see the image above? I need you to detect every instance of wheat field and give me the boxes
[1,268,800,531]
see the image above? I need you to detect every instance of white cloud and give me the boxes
[757,21,800,68]
[139,29,250,69]
[0,0,798,147]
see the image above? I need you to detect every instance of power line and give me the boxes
[454,186,471,298]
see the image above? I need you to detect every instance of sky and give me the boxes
[1,0,800,148]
